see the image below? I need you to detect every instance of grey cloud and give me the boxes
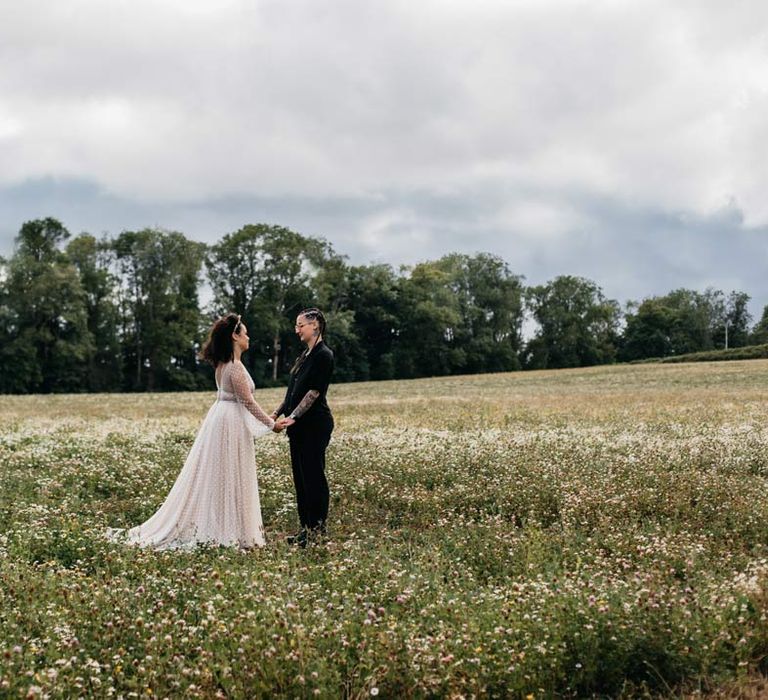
[2,177,765,323]
[1,1,767,322]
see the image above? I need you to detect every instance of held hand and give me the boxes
[273,417,294,432]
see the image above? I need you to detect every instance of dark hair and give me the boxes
[290,308,327,374]
[300,308,326,337]
[200,313,243,366]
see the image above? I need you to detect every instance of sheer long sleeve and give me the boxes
[289,390,320,419]
[231,363,276,429]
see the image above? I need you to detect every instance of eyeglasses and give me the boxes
[296,310,322,331]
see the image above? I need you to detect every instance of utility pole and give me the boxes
[725,320,730,350]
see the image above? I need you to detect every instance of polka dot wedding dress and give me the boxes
[105,360,275,550]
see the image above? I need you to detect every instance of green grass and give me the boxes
[1,361,768,698]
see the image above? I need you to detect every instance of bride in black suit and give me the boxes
[272,308,335,547]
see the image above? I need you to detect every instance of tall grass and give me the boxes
[1,361,768,697]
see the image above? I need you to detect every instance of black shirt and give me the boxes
[282,341,334,422]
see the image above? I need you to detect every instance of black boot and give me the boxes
[287,529,308,547]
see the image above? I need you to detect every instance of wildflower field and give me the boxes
[1,361,768,698]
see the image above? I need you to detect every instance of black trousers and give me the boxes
[288,416,333,531]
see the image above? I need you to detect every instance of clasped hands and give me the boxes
[272,415,296,433]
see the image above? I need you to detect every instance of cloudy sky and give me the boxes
[1,0,767,316]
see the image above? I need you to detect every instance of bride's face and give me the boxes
[295,315,317,344]
[233,323,250,351]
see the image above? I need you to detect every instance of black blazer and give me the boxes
[282,341,334,424]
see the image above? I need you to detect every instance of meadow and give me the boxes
[1,361,767,698]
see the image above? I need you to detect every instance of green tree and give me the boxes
[700,288,752,350]
[258,226,333,381]
[619,298,674,360]
[66,233,122,391]
[751,304,768,345]
[113,228,206,391]
[722,291,751,348]
[206,224,332,385]
[658,289,712,354]
[344,264,402,380]
[526,275,620,369]
[619,288,734,361]
[430,253,525,374]
[346,253,525,380]
[396,262,462,377]
[0,218,92,392]
[313,255,369,382]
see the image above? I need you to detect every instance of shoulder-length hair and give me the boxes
[200,313,243,366]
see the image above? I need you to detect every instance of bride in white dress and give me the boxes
[105,314,280,551]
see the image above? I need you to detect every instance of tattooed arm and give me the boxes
[288,390,320,420]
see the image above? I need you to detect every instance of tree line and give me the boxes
[1,217,766,393]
